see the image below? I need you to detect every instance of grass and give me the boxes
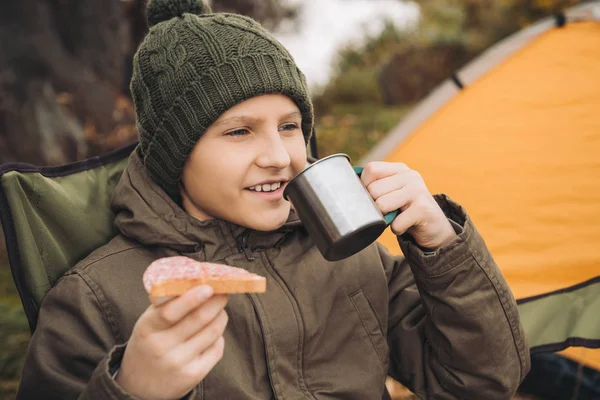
[0,241,29,399]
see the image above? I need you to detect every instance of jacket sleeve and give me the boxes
[17,272,140,399]
[382,194,530,399]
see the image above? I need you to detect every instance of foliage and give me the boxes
[0,299,29,398]
[210,0,298,30]
[0,300,29,377]
[315,104,411,161]
[313,0,581,158]
[418,0,581,51]
[0,244,28,398]
[313,21,409,114]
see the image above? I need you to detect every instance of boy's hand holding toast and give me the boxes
[116,257,266,399]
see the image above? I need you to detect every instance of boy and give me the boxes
[17,1,530,399]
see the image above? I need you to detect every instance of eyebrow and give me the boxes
[212,111,302,127]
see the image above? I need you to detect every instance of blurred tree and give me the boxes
[210,0,298,30]
[312,0,581,160]
[381,0,581,104]
[0,0,297,167]
[417,0,581,53]
[379,43,469,104]
[0,0,140,165]
[315,0,580,112]
[0,2,299,397]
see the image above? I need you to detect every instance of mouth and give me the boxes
[245,180,288,199]
[246,181,284,192]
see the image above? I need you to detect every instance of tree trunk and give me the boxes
[0,0,140,166]
[0,0,296,166]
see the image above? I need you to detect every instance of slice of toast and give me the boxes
[144,256,266,305]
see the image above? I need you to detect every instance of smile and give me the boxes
[247,182,283,192]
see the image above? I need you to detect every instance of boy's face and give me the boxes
[180,94,307,231]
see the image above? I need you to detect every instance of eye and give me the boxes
[225,128,249,137]
[279,123,299,132]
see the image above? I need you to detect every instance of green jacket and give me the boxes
[17,152,530,399]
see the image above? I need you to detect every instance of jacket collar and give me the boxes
[111,150,301,261]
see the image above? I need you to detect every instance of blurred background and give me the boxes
[1,0,599,399]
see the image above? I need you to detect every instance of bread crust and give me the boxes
[148,276,266,304]
[144,256,267,304]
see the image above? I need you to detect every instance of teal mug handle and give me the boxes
[353,166,399,225]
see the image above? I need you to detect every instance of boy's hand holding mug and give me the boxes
[360,161,457,250]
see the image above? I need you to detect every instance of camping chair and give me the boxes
[0,142,598,354]
[0,143,136,332]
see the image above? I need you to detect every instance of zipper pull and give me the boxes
[242,246,255,261]
[238,232,255,261]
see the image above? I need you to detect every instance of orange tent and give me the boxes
[363,2,600,369]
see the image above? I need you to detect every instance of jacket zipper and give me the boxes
[261,256,317,400]
[246,294,280,399]
[237,231,255,261]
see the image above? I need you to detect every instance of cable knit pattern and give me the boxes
[130,0,314,199]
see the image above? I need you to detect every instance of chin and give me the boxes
[247,210,290,231]
[249,218,287,232]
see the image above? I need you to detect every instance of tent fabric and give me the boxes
[364,1,600,163]
[364,5,600,370]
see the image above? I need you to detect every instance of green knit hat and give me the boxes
[131,0,314,199]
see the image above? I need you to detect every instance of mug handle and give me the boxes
[353,166,399,225]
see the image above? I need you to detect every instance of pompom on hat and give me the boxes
[131,0,314,199]
[146,0,212,27]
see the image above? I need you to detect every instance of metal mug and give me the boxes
[283,154,398,261]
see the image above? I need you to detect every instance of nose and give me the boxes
[255,130,291,169]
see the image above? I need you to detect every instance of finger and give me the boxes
[181,336,226,382]
[174,309,229,364]
[374,188,414,215]
[163,295,228,344]
[360,162,410,188]
[366,170,414,201]
[389,205,420,236]
[149,285,214,330]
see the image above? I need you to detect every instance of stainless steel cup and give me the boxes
[283,154,397,261]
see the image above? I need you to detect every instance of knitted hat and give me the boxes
[131,0,314,199]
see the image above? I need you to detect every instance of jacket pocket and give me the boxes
[349,289,388,369]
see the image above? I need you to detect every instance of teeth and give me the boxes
[249,182,281,192]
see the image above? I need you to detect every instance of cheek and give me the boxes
[192,160,239,197]
[183,148,234,199]
[287,135,308,173]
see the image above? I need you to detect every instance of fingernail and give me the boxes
[197,285,213,300]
